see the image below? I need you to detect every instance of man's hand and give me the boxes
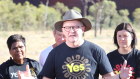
[18,65,35,79]
[119,60,132,79]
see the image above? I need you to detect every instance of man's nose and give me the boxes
[69,27,75,32]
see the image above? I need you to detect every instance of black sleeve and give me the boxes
[91,43,113,76]
[136,50,140,78]
[38,50,55,79]
[0,69,4,79]
[98,49,113,75]
[0,61,9,79]
[0,74,4,79]
[89,42,113,76]
[33,61,42,75]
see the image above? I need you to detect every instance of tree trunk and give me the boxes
[80,0,89,16]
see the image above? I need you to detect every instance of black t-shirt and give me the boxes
[107,49,140,79]
[0,58,41,79]
[39,40,113,79]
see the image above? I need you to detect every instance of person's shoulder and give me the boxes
[41,45,53,53]
[26,58,38,63]
[0,59,11,69]
[108,49,117,54]
[107,50,118,57]
[26,58,41,67]
[84,40,108,57]
[39,45,53,55]
[133,49,140,52]
[84,40,104,50]
[44,45,53,50]
[53,42,66,50]
[57,42,65,47]
[49,43,66,55]
[84,40,99,47]
[25,58,40,67]
[132,48,140,55]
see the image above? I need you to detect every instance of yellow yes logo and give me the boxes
[62,55,91,79]
[66,63,85,72]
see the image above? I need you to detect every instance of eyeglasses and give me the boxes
[62,26,82,32]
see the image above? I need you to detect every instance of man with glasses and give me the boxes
[39,9,132,79]
[18,9,132,79]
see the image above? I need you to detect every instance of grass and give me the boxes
[0,29,140,64]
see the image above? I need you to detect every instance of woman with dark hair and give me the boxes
[107,23,140,79]
[0,34,41,79]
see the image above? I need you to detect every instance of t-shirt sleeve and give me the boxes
[0,62,8,79]
[97,49,113,75]
[34,61,42,75]
[136,50,140,78]
[0,73,4,79]
[0,68,4,79]
[38,50,55,78]
[39,52,44,67]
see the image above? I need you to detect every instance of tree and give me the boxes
[133,8,140,27]
[80,0,89,16]
[53,2,69,16]
[119,9,130,23]
[88,0,104,37]
[89,0,116,37]
[0,0,16,30]
[88,0,130,37]
[72,7,81,13]
[0,0,62,31]
[45,7,61,30]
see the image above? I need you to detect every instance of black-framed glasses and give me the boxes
[62,26,82,32]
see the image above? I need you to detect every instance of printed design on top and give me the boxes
[62,54,91,79]
[113,64,135,79]
[30,68,37,78]
[10,72,18,78]
[9,67,37,79]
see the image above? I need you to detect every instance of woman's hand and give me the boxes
[18,65,35,79]
[103,60,132,79]
[119,60,132,79]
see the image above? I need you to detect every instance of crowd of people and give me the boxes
[0,9,140,79]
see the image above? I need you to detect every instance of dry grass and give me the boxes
[0,29,140,64]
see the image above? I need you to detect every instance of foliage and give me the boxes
[118,9,130,22]
[0,0,16,30]
[72,7,81,13]
[0,0,61,31]
[52,2,69,15]
[89,0,131,30]
[0,0,136,32]
[45,7,61,30]
[132,8,140,27]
